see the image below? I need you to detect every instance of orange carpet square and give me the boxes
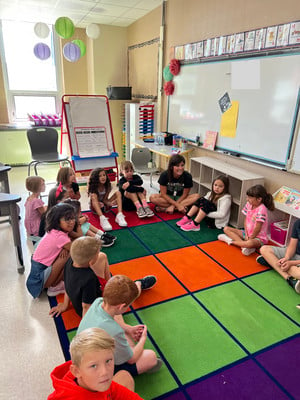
[54,294,82,330]
[110,255,187,309]
[200,241,270,277]
[157,246,235,292]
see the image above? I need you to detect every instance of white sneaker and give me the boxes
[241,247,256,256]
[100,215,112,231]
[115,212,127,227]
[295,280,300,294]
[218,233,233,245]
[47,281,65,297]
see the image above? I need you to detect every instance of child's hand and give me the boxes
[278,257,291,271]
[122,182,130,190]
[127,325,145,342]
[49,303,68,317]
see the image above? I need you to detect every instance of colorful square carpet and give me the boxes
[49,207,300,400]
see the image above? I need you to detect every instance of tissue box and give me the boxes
[270,220,288,245]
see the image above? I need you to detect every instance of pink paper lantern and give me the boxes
[63,42,81,62]
[33,43,51,60]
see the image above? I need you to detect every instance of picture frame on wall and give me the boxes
[276,23,290,46]
[218,36,227,55]
[244,30,256,51]
[196,41,204,57]
[254,28,266,50]
[204,39,211,57]
[226,34,235,53]
[289,21,300,44]
[234,32,245,52]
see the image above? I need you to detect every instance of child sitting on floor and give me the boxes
[24,176,47,238]
[63,198,116,247]
[26,203,75,298]
[88,168,127,231]
[56,166,81,200]
[48,327,143,399]
[218,184,274,256]
[118,160,154,218]
[77,274,162,376]
[176,175,231,231]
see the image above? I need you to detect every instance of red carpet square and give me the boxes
[111,203,161,227]
[157,246,235,292]
[110,255,187,309]
[200,241,269,277]
[83,210,122,231]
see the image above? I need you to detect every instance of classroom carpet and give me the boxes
[49,206,300,400]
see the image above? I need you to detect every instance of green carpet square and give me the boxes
[131,222,191,253]
[102,229,150,264]
[169,218,222,244]
[67,329,77,343]
[195,280,300,353]
[243,270,300,323]
[136,296,246,384]
[124,313,178,399]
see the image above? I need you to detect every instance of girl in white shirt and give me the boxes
[177,175,231,231]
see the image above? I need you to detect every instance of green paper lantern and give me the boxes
[55,17,75,39]
[72,39,86,57]
[163,65,173,82]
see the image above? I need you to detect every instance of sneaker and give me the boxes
[47,281,65,297]
[287,277,299,291]
[218,233,233,245]
[100,234,114,247]
[147,358,163,373]
[102,232,116,242]
[296,304,300,310]
[136,207,147,218]
[100,215,112,231]
[135,275,157,290]
[176,215,190,227]
[241,247,256,256]
[181,220,200,232]
[256,255,271,267]
[295,280,300,294]
[115,212,127,227]
[144,206,154,217]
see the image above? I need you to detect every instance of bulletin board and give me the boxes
[167,53,300,169]
[61,95,118,173]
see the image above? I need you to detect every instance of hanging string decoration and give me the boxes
[86,23,100,39]
[34,22,50,39]
[63,42,81,62]
[72,39,86,57]
[33,43,51,60]
[55,17,75,39]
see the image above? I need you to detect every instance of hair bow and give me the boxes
[55,182,63,199]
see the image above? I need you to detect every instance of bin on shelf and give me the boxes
[270,220,288,245]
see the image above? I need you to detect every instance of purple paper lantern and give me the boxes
[63,42,81,62]
[33,42,51,60]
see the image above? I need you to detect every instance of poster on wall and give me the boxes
[234,33,245,52]
[226,35,235,53]
[289,21,300,44]
[174,45,184,60]
[254,28,266,50]
[196,41,204,57]
[276,24,290,46]
[218,36,227,55]
[184,43,193,60]
[265,26,278,48]
[244,30,255,51]
[74,127,109,158]
[204,39,211,57]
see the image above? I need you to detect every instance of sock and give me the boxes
[142,199,148,208]
[135,201,142,209]
[186,214,192,219]
[96,229,104,235]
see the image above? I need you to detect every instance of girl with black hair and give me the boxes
[149,154,200,214]
[26,203,75,298]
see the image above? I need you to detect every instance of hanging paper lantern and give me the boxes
[63,42,81,62]
[86,23,100,39]
[164,81,175,96]
[55,17,75,39]
[169,59,181,76]
[34,22,50,39]
[163,65,173,82]
[33,43,51,60]
[72,39,86,57]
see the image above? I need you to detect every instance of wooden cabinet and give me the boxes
[190,157,264,228]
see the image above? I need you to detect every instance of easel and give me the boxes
[60,95,119,182]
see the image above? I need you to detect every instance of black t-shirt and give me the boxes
[118,175,144,197]
[64,258,102,317]
[158,170,193,196]
[291,219,300,255]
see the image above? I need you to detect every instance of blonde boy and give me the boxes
[48,327,143,399]
[77,275,162,376]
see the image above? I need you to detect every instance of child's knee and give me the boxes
[98,252,107,263]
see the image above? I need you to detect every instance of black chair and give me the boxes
[27,127,71,176]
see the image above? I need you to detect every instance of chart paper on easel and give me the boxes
[74,127,109,158]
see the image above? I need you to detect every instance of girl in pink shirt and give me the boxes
[218,185,274,256]
[24,176,47,237]
[26,203,76,298]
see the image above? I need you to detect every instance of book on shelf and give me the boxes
[285,190,300,210]
[202,130,218,150]
[273,186,293,203]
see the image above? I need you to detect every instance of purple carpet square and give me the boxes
[186,359,289,400]
[255,336,300,399]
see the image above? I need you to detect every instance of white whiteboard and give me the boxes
[167,54,300,168]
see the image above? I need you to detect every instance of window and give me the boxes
[0,20,61,122]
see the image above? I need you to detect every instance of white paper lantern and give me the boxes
[34,22,50,39]
[86,23,100,39]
